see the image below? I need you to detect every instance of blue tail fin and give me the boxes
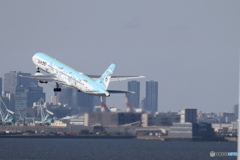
[96,64,115,90]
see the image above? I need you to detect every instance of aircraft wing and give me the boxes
[19,73,67,85]
[107,90,135,94]
[86,75,145,81]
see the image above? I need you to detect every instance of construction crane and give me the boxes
[0,97,15,124]
[33,98,54,125]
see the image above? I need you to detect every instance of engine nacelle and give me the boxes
[38,80,48,84]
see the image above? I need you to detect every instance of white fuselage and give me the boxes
[32,53,109,96]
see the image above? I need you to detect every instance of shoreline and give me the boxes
[0,135,236,142]
[0,135,136,139]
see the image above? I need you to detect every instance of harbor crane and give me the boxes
[33,98,54,125]
[0,97,15,124]
[15,105,26,126]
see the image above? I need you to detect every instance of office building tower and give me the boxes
[222,112,236,123]
[128,81,140,108]
[145,80,158,112]
[0,77,2,96]
[15,86,45,117]
[4,71,38,94]
[77,92,94,113]
[180,108,197,123]
[233,104,238,119]
[56,86,77,106]
[56,86,98,113]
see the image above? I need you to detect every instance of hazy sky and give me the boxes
[0,1,239,112]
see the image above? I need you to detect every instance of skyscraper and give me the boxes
[4,71,38,94]
[56,86,97,113]
[145,80,158,113]
[4,71,44,117]
[15,85,45,117]
[128,81,140,108]
[233,104,238,119]
[56,86,77,106]
[0,77,2,97]
[77,92,94,113]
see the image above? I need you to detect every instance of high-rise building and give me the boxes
[77,92,95,113]
[0,77,2,97]
[4,71,38,94]
[56,86,77,106]
[56,86,99,113]
[145,80,158,112]
[15,86,45,117]
[180,108,197,123]
[233,104,238,119]
[128,81,140,108]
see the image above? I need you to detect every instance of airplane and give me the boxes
[20,53,145,98]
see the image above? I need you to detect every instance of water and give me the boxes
[0,138,237,160]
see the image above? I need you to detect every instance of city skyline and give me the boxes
[0,71,238,114]
[0,1,239,112]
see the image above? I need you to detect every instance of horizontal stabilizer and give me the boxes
[107,90,135,94]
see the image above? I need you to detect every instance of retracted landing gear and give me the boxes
[53,83,61,92]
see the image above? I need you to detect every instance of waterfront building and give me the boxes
[168,122,215,138]
[222,112,236,123]
[84,112,141,126]
[180,108,197,123]
[128,81,140,108]
[141,113,180,127]
[145,80,158,113]
[155,114,180,126]
[231,121,238,131]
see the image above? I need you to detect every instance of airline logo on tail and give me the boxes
[97,64,115,90]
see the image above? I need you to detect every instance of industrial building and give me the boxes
[141,113,180,127]
[222,112,236,123]
[180,108,197,123]
[84,112,141,127]
[168,122,216,138]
